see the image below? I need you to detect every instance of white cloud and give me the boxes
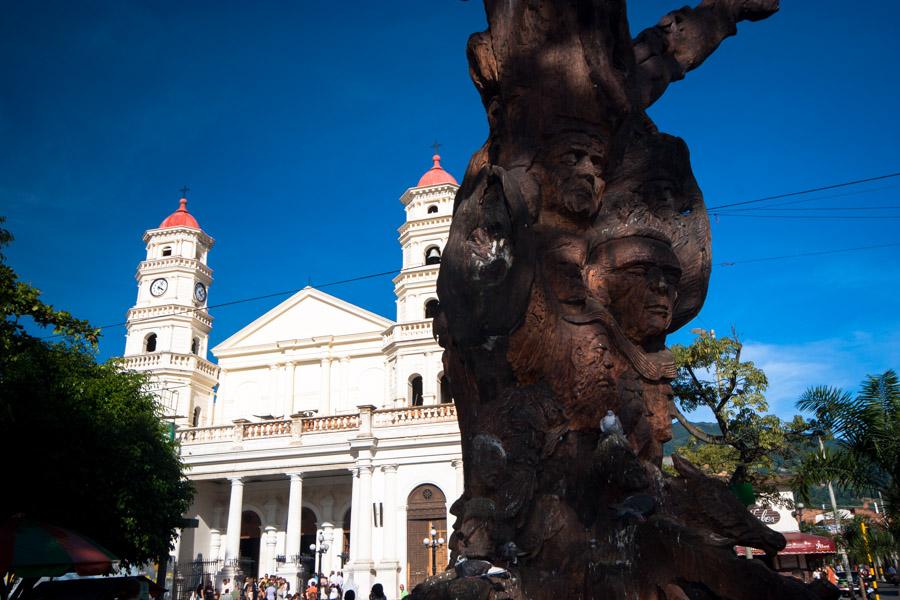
[741,330,900,418]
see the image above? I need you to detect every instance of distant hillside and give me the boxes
[663,421,720,456]
[663,421,862,505]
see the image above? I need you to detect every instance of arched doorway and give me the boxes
[406,484,447,589]
[342,508,352,566]
[300,507,319,560]
[239,510,261,575]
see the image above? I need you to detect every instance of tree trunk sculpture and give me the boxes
[422,1,838,599]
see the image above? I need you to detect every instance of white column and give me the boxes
[286,362,297,416]
[340,356,351,408]
[321,358,332,416]
[209,529,221,562]
[321,522,335,575]
[451,458,465,500]
[382,465,399,561]
[348,468,360,561]
[269,365,280,416]
[224,477,244,564]
[264,526,277,576]
[423,351,436,404]
[284,473,304,561]
[357,464,374,563]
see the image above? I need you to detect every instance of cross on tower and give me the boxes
[431,141,441,155]
[179,186,190,198]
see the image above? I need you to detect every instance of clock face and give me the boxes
[194,282,207,303]
[150,278,168,297]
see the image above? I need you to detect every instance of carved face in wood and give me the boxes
[540,133,607,219]
[585,236,682,347]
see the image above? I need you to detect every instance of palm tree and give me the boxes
[796,370,899,530]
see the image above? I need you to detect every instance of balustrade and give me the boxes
[175,402,457,444]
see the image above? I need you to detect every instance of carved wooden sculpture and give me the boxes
[420,1,838,599]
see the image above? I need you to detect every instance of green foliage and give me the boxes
[0,218,192,569]
[670,328,812,488]
[838,516,898,565]
[795,371,900,532]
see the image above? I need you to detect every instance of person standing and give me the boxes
[368,583,387,600]
[398,584,408,599]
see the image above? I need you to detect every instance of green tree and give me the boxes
[795,370,900,530]
[0,218,192,583]
[670,328,811,489]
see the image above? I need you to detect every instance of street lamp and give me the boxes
[422,527,445,576]
[309,530,330,586]
[794,503,805,530]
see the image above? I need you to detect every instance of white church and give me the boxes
[119,155,464,597]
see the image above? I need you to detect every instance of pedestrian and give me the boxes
[343,592,355,600]
[399,584,408,599]
[305,581,318,600]
[222,589,234,600]
[328,584,339,600]
[368,583,387,600]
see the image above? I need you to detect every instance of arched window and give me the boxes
[192,406,202,427]
[409,375,424,407]
[191,337,200,355]
[161,246,172,257]
[425,246,441,265]
[424,299,439,319]
[427,205,438,214]
[144,333,157,353]
[440,375,452,404]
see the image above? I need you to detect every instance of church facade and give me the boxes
[119,156,464,597]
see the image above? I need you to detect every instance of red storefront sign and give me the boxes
[735,532,836,556]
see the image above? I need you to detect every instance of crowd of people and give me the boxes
[187,571,400,600]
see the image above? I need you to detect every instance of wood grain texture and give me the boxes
[421,1,836,598]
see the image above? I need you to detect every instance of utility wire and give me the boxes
[38,171,900,340]
[39,267,405,339]
[706,172,900,210]
[718,242,900,267]
[721,184,900,210]
[712,214,900,220]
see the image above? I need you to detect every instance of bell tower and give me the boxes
[122,193,219,426]
[383,153,459,406]
[393,153,458,322]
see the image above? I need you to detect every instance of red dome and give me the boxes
[159,198,201,229]
[416,154,458,187]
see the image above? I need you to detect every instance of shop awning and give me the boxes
[735,532,836,556]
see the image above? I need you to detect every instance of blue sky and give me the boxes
[2,0,898,419]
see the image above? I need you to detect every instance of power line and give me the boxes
[720,205,900,212]
[40,267,404,339]
[712,214,900,220]
[722,184,900,210]
[706,172,900,210]
[718,242,900,267]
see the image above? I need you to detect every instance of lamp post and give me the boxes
[309,529,330,588]
[422,527,445,576]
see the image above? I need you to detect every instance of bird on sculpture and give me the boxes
[611,494,657,522]
[600,410,624,436]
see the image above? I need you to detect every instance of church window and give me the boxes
[427,205,438,214]
[192,406,202,427]
[161,246,172,257]
[409,375,424,407]
[440,375,453,404]
[144,333,157,353]
[424,299,439,319]
[191,337,200,355]
[425,246,441,265]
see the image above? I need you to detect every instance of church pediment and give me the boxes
[212,287,394,354]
